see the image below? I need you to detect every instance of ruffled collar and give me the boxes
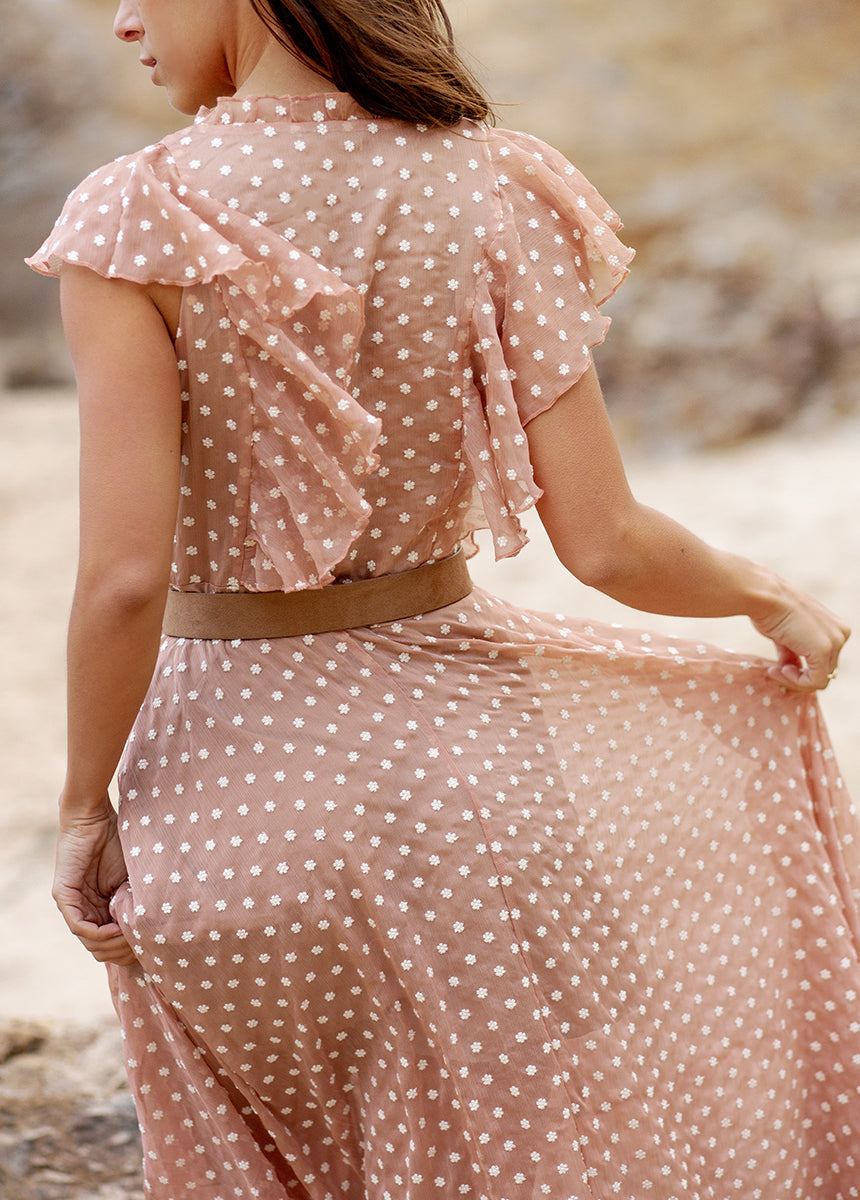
[198,92,369,126]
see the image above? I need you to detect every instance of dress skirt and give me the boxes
[108,587,860,1200]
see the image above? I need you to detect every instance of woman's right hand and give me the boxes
[53,796,137,966]
[749,579,850,692]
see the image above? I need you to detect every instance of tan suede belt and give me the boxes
[162,549,473,640]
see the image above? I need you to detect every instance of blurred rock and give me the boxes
[0,0,171,387]
[3,0,860,432]
[0,1020,141,1200]
[594,207,843,450]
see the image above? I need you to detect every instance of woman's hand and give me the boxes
[53,796,136,966]
[750,583,850,692]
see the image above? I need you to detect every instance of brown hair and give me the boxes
[249,0,494,127]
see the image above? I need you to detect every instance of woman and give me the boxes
[28,0,860,1196]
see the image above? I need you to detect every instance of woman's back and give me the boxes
[33,92,630,590]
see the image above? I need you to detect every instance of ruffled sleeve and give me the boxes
[27,144,380,591]
[26,146,244,286]
[461,129,634,560]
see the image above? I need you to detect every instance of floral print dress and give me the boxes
[29,92,860,1199]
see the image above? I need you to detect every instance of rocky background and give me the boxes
[453,0,860,449]
[0,1022,140,1200]
[2,1,860,1196]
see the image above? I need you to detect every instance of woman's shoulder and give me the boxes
[38,135,186,234]
[483,125,594,190]
[25,134,204,283]
[75,130,183,187]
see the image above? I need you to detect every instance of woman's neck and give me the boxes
[233,35,334,101]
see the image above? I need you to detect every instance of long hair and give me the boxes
[249,0,494,127]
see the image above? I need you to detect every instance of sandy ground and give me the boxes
[2,388,859,1025]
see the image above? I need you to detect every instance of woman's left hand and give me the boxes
[53,797,137,965]
[750,582,850,693]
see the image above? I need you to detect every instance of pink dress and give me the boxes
[29,92,860,1199]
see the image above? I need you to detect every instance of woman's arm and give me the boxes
[54,266,182,962]
[526,361,849,691]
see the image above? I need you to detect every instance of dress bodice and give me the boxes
[28,92,632,590]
